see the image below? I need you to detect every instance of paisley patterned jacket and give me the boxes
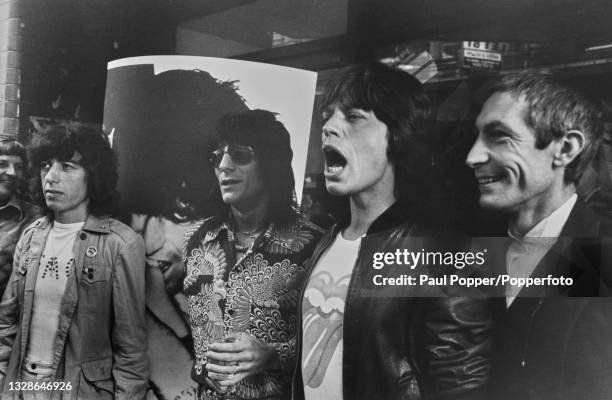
[183,216,324,400]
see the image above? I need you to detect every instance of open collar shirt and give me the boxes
[505,194,577,306]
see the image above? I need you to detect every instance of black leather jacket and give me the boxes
[292,203,491,400]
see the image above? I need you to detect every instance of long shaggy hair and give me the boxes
[320,62,434,211]
[29,123,119,217]
[209,109,300,227]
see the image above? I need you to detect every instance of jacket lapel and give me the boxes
[518,200,602,298]
[478,236,511,298]
[19,218,52,362]
[51,214,110,372]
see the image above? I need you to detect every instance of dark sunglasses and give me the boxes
[209,145,255,168]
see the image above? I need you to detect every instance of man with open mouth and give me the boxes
[0,124,148,399]
[0,137,41,296]
[466,72,612,400]
[293,62,491,400]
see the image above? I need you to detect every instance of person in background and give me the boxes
[0,137,41,296]
[183,109,324,400]
[0,124,148,399]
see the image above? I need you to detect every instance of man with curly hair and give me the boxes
[0,124,148,399]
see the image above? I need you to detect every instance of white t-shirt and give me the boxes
[26,221,84,373]
[302,232,361,400]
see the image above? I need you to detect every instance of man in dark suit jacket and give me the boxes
[466,71,612,400]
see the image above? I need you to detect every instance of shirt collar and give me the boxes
[202,218,276,248]
[0,196,24,218]
[82,214,111,233]
[508,193,577,243]
[203,220,231,243]
[366,201,412,235]
[39,213,111,233]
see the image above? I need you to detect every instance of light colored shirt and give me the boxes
[505,194,577,307]
[302,232,361,400]
[25,220,84,373]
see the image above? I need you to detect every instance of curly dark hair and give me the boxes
[320,61,433,207]
[209,109,299,226]
[29,123,119,217]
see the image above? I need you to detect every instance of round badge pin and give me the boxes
[86,246,97,258]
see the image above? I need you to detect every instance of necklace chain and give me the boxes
[234,243,249,252]
[234,224,265,253]
[237,225,264,236]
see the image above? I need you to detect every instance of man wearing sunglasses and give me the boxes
[183,109,323,400]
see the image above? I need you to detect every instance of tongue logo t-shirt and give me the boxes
[301,232,360,400]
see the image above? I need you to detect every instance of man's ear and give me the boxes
[553,129,585,168]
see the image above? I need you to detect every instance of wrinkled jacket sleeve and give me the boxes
[422,297,492,400]
[0,234,23,387]
[111,233,149,399]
